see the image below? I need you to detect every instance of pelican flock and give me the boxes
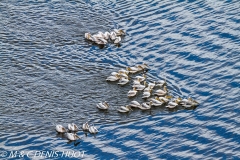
[85,29,125,45]
[105,63,199,111]
[54,28,199,143]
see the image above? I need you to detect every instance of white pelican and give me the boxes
[139,101,152,110]
[68,123,79,132]
[56,125,67,133]
[134,81,147,91]
[114,36,121,44]
[129,101,141,108]
[142,89,152,99]
[106,75,120,81]
[134,74,146,82]
[118,77,129,85]
[89,125,99,134]
[128,87,137,97]
[154,86,168,96]
[110,31,117,40]
[97,101,110,110]
[166,101,179,109]
[156,79,166,87]
[150,97,163,106]
[118,105,132,113]
[113,29,126,36]
[66,133,81,141]
[82,121,89,131]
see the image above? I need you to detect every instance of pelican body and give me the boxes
[56,125,67,133]
[97,101,110,110]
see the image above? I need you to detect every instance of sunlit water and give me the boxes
[0,0,240,159]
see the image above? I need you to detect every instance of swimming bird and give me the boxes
[82,121,90,131]
[154,86,168,96]
[156,95,172,103]
[139,101,152,110]
[97,101,110,110]
[119,72,129,79]
[56,125,67,133]
[95,38,108,45]
[106,75,120,81]
[143,86,152,92]
[135,81,147,91]
[118,105,132,113]
[126,66,143,74]
[134,74,146,82]
[68,123,79,132]
[118,77,129,85]
[110,31,117,40]
[129,101,141,108]
[148,81,156,89]
[85,33,92,40]
[66,133,81,141]
[103,31,111,40]
[118,69,129,75]
[128,87,137,97]
[110,72,119,76]
[150,97,164,106]
[166,101,179,109]
[89,125,99,134]
[180,98,199,108]
[114,36,121,44]
[156,79,167,87]
[142,89,152,99]
[133,78,141,86]
[113,29,126,36]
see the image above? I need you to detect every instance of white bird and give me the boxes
[129,101,141,108]
[142,89,152,99]
[118,69,129,75]
[118,105,132,113]
[68,123,79,132]
[82,121,89,131]
[106,75,120,81]
[113,29,126,36]
[133,78,141,86]
[137,63,148,70]
[118,77,129,85]
[150,97,163,106]
[89,125,99,134]
[135,81,147,91]
[166,101,179,109]
[148,81,156,89]
[180,98,199,108]
[126,66,142,74]
[110,31,117,40]
[156,79,166,87]
[110,72,119,76]
[154,86,168,96]
[119,72,128,79]
[95,38,108,45]
[103,32,111,39]
[134,74,146,82]
[66,133,81,141]
[128,87,137,97]
[97,101,110,110]
[139,101,152,110]
[85,33,92,40]
[143,86,151,92]
[157,95,172,103]
[114,36,121,44]
[56,125,67,133]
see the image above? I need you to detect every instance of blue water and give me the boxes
[0,0,240,159]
